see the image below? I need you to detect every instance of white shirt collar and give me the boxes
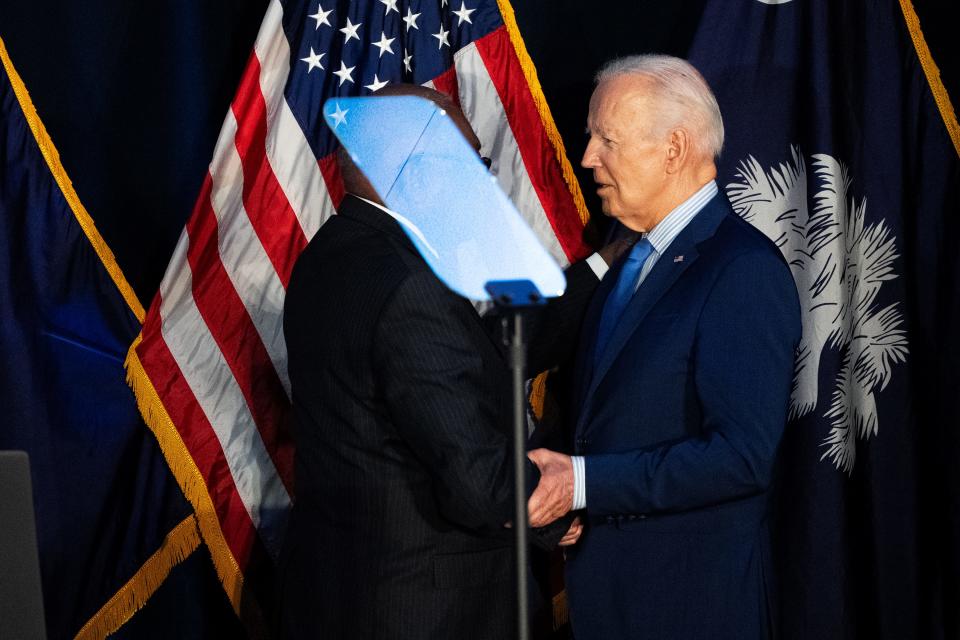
[644,180,718,255]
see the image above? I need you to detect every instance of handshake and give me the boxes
[527,448,582,547]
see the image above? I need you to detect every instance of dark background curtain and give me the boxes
[0,1,956,637]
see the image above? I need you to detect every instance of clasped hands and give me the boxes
[527,448,581,546]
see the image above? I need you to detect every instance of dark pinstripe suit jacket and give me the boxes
[279,195,596,639]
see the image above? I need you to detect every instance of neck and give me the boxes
[648,163,716,230]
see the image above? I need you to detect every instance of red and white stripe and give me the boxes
[136,0,589,574]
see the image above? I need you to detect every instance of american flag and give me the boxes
[126,0,590,610]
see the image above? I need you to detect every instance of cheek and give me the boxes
[619,155,658,199]
[601,153,625,184]
[615,169,644,203]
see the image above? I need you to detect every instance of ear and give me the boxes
[664,128,689,174]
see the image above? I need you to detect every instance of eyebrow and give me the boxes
[587,125,616,142]
[585,118,608,135]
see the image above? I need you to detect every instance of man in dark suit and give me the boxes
[525,55,802,639]
[279,84,598,639]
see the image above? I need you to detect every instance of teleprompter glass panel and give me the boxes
[323,96,566,302]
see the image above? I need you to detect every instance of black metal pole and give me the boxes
[487,280,542,640]
[509,311,530,640]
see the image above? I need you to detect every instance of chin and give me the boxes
[604,208,628,225]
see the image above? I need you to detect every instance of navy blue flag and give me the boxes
[688,1,960,637]
[0,38,243,638]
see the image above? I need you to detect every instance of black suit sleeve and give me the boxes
[524,260,600,547]
[374,270,532,533]
[526,259,601,375]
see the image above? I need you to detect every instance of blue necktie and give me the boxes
[594,238,653,364]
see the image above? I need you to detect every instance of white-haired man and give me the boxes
[525,55,801,639]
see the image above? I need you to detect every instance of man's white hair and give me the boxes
[596,54,724,161]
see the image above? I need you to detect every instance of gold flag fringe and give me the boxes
[73,516,201,640]
[124,336,245,613]
[1,34,203,637]
[495,0,591,227]
[899,0,960,158]
[552,589,569,630]
[495,0,588,421]
[529,370,549,420]
[0,37,145,322]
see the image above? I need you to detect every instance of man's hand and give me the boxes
[558,516,583,547]
[526,448,574,527]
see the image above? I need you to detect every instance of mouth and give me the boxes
[593,175,612,192]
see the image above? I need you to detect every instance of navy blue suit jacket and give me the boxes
[565,193,801,639]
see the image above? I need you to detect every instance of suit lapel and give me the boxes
[574,257,623,412]
[577,196,732,430]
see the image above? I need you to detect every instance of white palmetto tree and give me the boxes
[726,148,908,472]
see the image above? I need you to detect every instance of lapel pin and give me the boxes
[673,255,684,263]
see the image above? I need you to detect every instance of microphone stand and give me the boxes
[486,279,545,640]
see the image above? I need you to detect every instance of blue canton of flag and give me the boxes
[283,0,504,158]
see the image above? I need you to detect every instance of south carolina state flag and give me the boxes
[688,1,960,637]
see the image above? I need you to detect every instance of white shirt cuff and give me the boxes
[585,252,608,280]
[571,455,586,510]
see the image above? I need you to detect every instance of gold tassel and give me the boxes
[73,516,201,640]
[0,36,145,322]
[899,0,960,158]
[494,0,591,226]
[124,337,245,613]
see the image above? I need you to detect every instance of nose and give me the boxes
[581,138,600,169]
